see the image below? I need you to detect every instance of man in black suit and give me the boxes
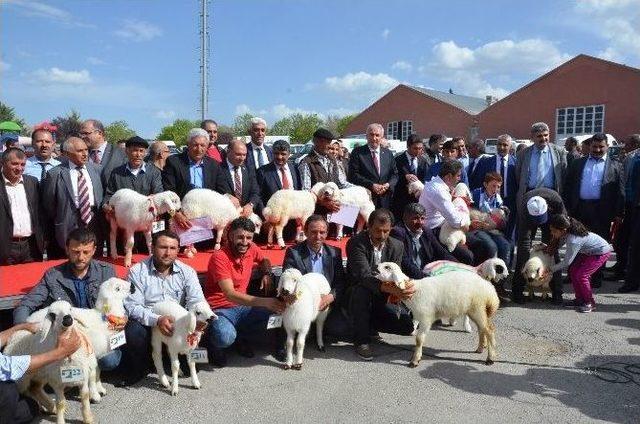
[0,148,45,265]
[564,133,624,287]
[391,134,429,221]
[391,203,457,279]
[220,138,261,218]
[162,128,231,229]
[346,208,415,360]
[256,139,301,214]
[564,136,580,166]
[244,117,274,171]
[283,215,348,337]
[424,134,444,167]
[348,123,398,209]
[79,119,127,189]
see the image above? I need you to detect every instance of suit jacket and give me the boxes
[219,161,261,208]
[564,156,624,221]
[347,144,398,209]
[515,143,567,212]
[391,153,429,218]
[282,242,345,304]
[346,231,404,295]
[162,151,230,199]
[13,260,116,323]
[390,225,456,279]
[96,143,127,189]
[470,154,517,208]
[103,163,164,205]
[424,151,442,167]
[256,161,301,214]
[245,142,274,171]
[0,175,45,263]
[426,161,469,186]
[41,161,103,250]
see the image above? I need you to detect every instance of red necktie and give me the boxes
[233,166,242,199]
[76,166,93,225]
[371,150,380,174]
[280,166,291,189]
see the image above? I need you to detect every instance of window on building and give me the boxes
[556,104,605,137]
[386,120,413,141]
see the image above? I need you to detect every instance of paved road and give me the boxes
[41,280,639,424]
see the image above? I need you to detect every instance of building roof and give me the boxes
[407,85,488,114]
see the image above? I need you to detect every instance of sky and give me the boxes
[1,0,639,139]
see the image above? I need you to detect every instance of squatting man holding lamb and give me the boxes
[0,321,82,424]
[13,228,123,372]
[204,217,286,367]
[121,230,207,386]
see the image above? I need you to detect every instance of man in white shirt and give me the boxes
[23,129,60,182]
[244,117,273,171]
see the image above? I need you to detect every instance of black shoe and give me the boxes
[273,346,287,362]
[511,293,526,304]
[234,339,255,358]
[355,344,373,361]
[563,299,580,308]
[618,284,639,293]
[209,349,227,368]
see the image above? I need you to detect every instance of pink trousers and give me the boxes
[568,252,611,305]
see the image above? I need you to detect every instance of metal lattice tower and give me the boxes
[199,0,210,120]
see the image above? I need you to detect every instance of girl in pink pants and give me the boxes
[548,214,612,313]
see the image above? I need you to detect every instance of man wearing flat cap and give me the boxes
[103,136,163,254]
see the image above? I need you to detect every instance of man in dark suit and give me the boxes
[348,123,398,209]
[42,137,104,256]
[0,148,45,265]
[220,138,261,218]
[564,133,624,287]
[391,203,457,279]
[256,139,301,214]
[425,139,470,186]
[79,119,127,189]
[424,134,444,167]
[244,117,273,171]
[346,209,415,360]
[283,215,348,337]
[564,136,580,166]
[162,128,231,229]
[391,134,429,221]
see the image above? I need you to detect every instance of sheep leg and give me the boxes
[96,367,107,396]
[293,329,308,370]
[53,386,68,424]
[151,336,169,388]
[335,224,343,240]
[80,378,95,424]
[528,285,535,300]
[124,231,135,267]
[214,225,224,250]
[485,321,497,365]
[463,315,472,333]
[409,326,428,368]
[144,230,153,255]
[476,331,486,354]
[109,218,118,260]
[29,380,56,414]
[297,218,308,242]
[188,353,200,390]
[276,218,288,249]
[284,329,295,370]
[315,309,329,352]
[170,352,180,396]
[88,365,101,403]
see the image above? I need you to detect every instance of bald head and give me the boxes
[64,137,89,167]
[227,138,248,167]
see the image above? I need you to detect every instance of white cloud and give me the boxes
[0,60,10,72]
[324,71,398,100]
[114,19,163,42]
[31,67,92,85]
[4,0,92,27]
[234,103,355,123]
[381,29,390,40]
[87,57,106,66]
[271,104,320,119]
[235,104,253,116]
[391,60,413,72]
[154,110,176,120]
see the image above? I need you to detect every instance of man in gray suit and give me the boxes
[79,119,127,188]
[42,137,104,255]
[512,122,568,304]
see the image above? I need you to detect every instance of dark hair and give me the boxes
[439,159,463,178]
[582,137,593,147]
[272,139,291,153]
[152,230,180,246]
[548,214,589,237]
[406,134,422,148]
[304,214,328,231]
[228,217,255,234]
[428,134,444,146]
[403,202,426,218]
[66,228,97,246]
[2,147,26,162]
[31,128,54,143]
[368,208,394,227]
[565,136,578,147]
[200,119,218,129]
[591,133,607,144]
[451,136,464,144]
[442,139,455,151]
[627,134,640,148]
[484,171,503,184]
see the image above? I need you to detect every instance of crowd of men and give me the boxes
[1,116,640,422]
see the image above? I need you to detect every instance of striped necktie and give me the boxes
[233,166,243,199]
[76,166,93,225]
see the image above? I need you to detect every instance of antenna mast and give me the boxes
[200,0,210,120]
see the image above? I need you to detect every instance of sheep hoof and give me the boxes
[213,244,221,251]
[266,244,274,249]
[283,364,291,370]
[171,389,178,396]
[408,361,419,368]
[485,359,495,366]
[193,383,201,390]
[279,245,286,250]
[336,236,342,241]
[125,262,132,268]
[292,364,302,370]
[159,376,169,388]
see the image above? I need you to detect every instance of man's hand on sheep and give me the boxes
[240,204,253,218]
[405,174,418,183]
[380,281,415,300]
[157,315,175,337]
[263,298,286,314]
[319,197,341,213]
[56,327,82,358]
[318,294,334,311]
[227,195,241,208]
[172,211,193,230]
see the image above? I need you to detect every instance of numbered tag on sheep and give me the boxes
[60,366,84,384]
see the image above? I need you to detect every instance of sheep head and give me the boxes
[248,213,263,234]
[153,191,182,217]
[95,278,134,325]
[40,300,74,343]
[318,182,341,202]
[521,256,551,288]
[376,262,410,289]
[310,182,326,199]
[278,268,304,304]
[477,258,509,283]
[188,301,217,334]
[407,180,424,198]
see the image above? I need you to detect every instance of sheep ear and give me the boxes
[40,313,54,343]
[188,312,197,334]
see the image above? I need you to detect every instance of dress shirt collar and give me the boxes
[227,160,241,172]
[405,152,417,163]
[369,236,386,251]
[307,244,323,259]
[405,224,422,239]
[188,156,203,167]
[369,145,380,155]
[126,162,146,174]
[588,154,607,162]
[251,141,264,151]
[2,174,23,186]
[31,155,58,164]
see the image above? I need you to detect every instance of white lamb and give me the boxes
[318,182,375,240]
[108,189,181,267]
[24,278,133,403]
[407,180,425,199]
[376,262,499,367]
[521,243,555,300]
[262,182,325,249]
[277,269,331,370]
[439,182,472,252]
[4,301,98,424]
[151,300,217,395]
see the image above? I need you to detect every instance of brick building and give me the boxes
[344,54,640,142]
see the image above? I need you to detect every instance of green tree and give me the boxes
[335,114,357,136]
[156,119,200,146]
[51,110,82,141]
[0,101,28,134]
[272,113,325,144]
[270,116,294,137]
[105,120,136,143]
[232,113,254,136]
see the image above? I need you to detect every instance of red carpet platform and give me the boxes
[0,238,349,309]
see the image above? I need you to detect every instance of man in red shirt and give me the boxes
[204,217,284,367]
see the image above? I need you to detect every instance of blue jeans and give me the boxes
[97,349,122,371]
[486,232,512,266]
[205,306,271,352]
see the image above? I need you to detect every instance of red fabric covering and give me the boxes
[0,238,348,299]
[206,145,222,163]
